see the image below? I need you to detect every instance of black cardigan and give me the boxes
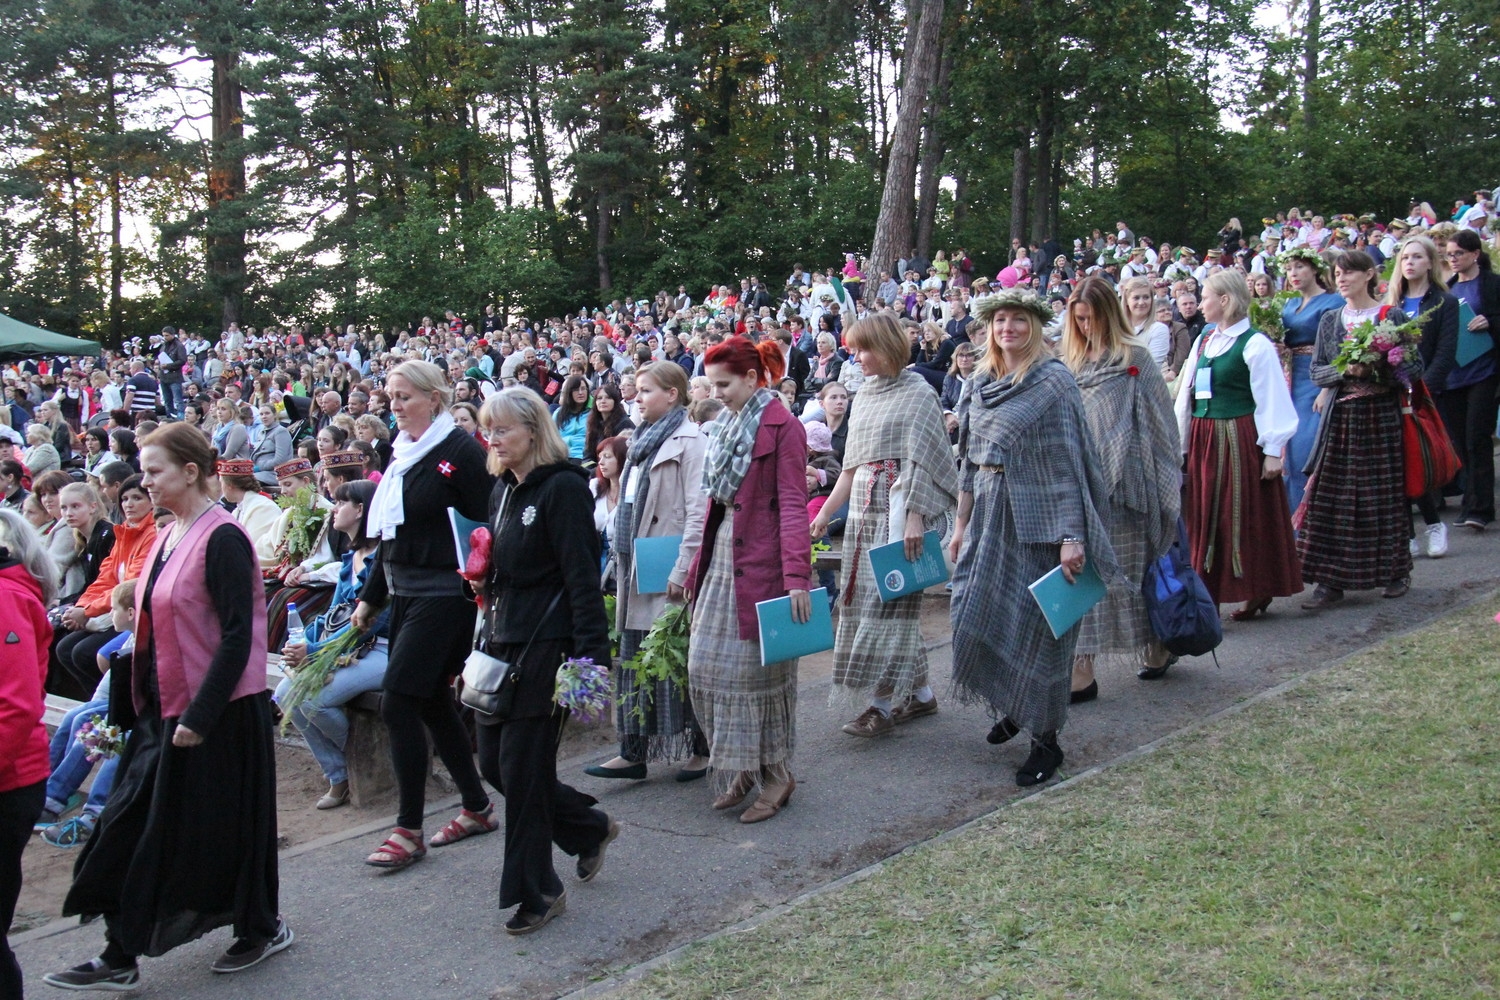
[482,462,609,662]
[1447,269,1500,366]
[1410,283,1461,393]
[360,427,494,604]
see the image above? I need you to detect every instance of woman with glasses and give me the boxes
[1440,230,1500,531]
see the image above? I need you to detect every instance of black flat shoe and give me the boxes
[675,766,709,783]
[504,893,566,935]
[986,717,1020,745]
[583,762,646,780]
[1138,655,1179,681]
[1069,680,1098,704]
[1015,737,1064,787]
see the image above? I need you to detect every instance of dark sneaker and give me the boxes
[576,820,620,882]
[210,918,293,974]
[32,808,60,831]
[42,813,97,848]
[840,706,895,737]
[890,695,939,724]
[42,958,140,991]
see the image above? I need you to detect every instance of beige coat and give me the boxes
[619,417,707,631]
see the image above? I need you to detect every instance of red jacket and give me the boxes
[0,561,51,793]
[689,399,813,639]
[75,516,157,618]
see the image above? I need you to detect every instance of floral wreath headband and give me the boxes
[1276,245,1329,277]
[973,288,1055,326]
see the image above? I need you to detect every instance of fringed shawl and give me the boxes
[842,369,958,521]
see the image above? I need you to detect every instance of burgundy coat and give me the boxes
[688,399,813,639]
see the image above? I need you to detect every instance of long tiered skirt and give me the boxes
[1298,394,1412,590]
[1183,415,1302,604]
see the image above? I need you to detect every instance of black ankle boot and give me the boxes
[1015,733,1064,787]
[986,716,1021,745]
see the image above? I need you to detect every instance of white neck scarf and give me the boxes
[367,411,456,540]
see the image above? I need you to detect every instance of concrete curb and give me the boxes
[554,586,1499,1000]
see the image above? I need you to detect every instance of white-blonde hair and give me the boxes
[0,509,58,605]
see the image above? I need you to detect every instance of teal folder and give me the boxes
[1455,301,1492,368]
[755,588,833,665]
[448,508,488,569]
[868,530,949,602]
[633,535,683,594]
[1027,561,1106,640]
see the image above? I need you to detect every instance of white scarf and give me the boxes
[367,411,456,540]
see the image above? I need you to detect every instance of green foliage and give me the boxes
[622,602,691,724]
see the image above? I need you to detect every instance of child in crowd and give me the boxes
[687,398,724,424]
[35,578,136,848]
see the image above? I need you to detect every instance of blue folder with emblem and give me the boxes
[868,530,950,602]
[1027,561,1106,640]
[755,588,833,665]
[633,535,683,594]
[1455,301,1492,368]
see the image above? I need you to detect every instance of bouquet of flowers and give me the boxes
[1248,290,1299,343]
[621,602,690,723]
[275,627,374,733]
[1333,311,1426,385]
[76,714,126,762]
[273,484,330,566]
[554,657,612,723]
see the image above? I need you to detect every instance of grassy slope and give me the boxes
[610,603,1500,1000]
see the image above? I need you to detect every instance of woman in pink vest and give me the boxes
[48,423,290,991]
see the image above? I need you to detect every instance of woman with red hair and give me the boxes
[686,337,812,824]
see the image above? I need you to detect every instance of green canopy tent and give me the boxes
[0,312,102,362]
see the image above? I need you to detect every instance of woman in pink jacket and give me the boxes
[0,510,55,999]
[687,337,812,824]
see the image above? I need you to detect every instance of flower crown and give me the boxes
[1276,245,1329,276]
[973,287,1055,325]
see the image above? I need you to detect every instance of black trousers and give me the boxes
[49,627,118,702]
[476,712,610,915]
[1,780,45,999]
[1437,374,1499,524]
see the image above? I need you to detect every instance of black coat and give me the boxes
[1409,284,1461,393]
[787,347,812,395]
[1447,269,1500,370]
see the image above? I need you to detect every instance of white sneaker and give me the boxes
[1426,522,1449,558]
[1409,537,1420,557]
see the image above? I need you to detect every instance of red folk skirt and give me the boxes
[1184,414,1303,604]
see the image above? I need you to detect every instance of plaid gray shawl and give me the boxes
[842,369,958,519]
[960,358,1120,581]
[1071,344,1181,564]
[703,387,774,504]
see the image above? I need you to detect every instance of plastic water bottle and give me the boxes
[285,604,306,648]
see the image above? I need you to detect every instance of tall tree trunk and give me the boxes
[952,170,967,232]
[1049,145,1063,239]
[106,75,123,346]
[1009,141,1030,245]
[208,45,246,328]
[1302,0,1320,136]
[594,195,613,292]
[915,9,958,259]
[869,0,944,280]
[1029,86,1054,244]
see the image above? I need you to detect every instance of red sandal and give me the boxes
[365,827,426,869]
[428,805,499,847]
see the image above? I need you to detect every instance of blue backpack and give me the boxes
[1142,519,1222,658]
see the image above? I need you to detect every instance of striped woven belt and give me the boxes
[980,463,1006,474]
[1288,346,1315,356]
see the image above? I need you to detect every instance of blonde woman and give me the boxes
[949,289,1116,786]
[1119,276,1170,366]
[1061,276,1181,697]
[812,314,957,736]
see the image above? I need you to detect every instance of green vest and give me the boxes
[1191,330,1259,419]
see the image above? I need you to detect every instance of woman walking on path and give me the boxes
[0,510,56,1000]
[811,314,956,737]
[1279,247,1345,512]
[585,362,711,781]
[687,337,811,824]
[1061,277,1182,700]
[1386,235,1459,558]
[948,289,1117,788]
[1440,229,1500,531]
[1175,271,1303,618]
[1299,252,1422,609]
[51,423,289,990]
[473,389,617,935]
[352,360,498,870]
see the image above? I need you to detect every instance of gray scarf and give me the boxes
[613,406,687,571]
[703,387,775,504]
